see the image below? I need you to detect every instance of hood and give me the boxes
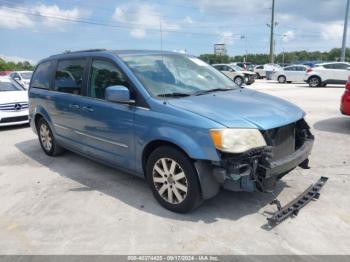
[0,91,28,104]
[168,88,304,130]
[241,70,255,75]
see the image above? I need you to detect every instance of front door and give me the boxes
[78,58,135,169]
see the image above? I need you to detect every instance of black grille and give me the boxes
[0,115,28,123]
[264,123,296,161]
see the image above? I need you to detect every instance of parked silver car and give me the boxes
[212,64,255,86]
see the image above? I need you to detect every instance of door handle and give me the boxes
[69,104,80,110]
[82,106,94,112]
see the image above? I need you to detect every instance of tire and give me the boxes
[146,146,202,213]
[278,75,286,83]
[234,76,243,86]
[37,118,64,156]
[255,73,260,79]
[308,76,321,87]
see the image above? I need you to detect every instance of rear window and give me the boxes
[0,81,23,91]
[31,61,55,89]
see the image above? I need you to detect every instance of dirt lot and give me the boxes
[0,80,349,254]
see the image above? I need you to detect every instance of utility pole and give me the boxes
[341,0,350,61]
[269,0,275,64]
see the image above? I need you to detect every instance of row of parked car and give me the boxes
[215,61,350,88]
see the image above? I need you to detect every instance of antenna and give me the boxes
[159,16,163,53]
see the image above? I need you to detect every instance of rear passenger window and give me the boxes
[88,59,129,100]
[54,59,86,95]
[31,61,55,89]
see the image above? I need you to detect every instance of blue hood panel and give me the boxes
[168,89,305,130]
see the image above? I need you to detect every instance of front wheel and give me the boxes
[37,118,64,156]
[234,76,243,86]
[146,146,202,213]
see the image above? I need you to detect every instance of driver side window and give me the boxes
[88,59,130,100]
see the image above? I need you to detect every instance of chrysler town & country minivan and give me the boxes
[29,50,314,213]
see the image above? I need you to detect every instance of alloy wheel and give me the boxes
[152,158,188,204]
[39,123,52,152]
[234,77,243,86]
[309,77,320,87]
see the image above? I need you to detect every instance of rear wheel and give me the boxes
[278,75,286,83]
[308,76,321,87]
[146,146,202,213]
[234,76,243,86]
[37,118,64,156]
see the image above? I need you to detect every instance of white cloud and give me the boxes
[0,7,35,29]
[282,30,295,43]
[112,4,180,38]
[220,32,234,45]
[183,16,194,24]
[32,4,87,28]
[321,22,343,41]
[0,4,90,31]
[130,28,146,38]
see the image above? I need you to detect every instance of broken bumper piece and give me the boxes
[267,176,328,227]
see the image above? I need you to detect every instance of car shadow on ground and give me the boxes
[16,139,288,225]
[313,117,350,135]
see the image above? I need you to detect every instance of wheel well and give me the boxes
[34,114,43,131]
[142,140,191,176]
[278,75,286,79]
[307,75,321,82]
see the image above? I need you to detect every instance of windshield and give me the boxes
[231,65,243,71]
[0,81,24,91]
[121,54,238,97]
[20,72,33,79]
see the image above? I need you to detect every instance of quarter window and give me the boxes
[54,59,86,95]
[88,59,129,100]
[31,61,55,89]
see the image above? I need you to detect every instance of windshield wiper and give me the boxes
[158,92,191,98]
[194,88,233,96]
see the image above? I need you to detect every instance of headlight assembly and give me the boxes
[210,128,267,153]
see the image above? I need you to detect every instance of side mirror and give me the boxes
[105,85,135,105]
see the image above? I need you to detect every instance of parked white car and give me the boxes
[0,77,29,127]
[272,65,309,83]
[304,62,350,87]
[9,71,33,89]
[254,64,282,79]
[254,65,266,79]
[212,64,255,86]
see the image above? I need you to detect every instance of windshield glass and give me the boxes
[121,54,238,97]
[20,72,33,79]
[0,81,23,91]
[231,65,243,71]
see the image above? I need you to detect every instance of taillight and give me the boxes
[346,76,350,91]
[306,69,312,73]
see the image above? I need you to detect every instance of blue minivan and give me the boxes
[29,49,314,213]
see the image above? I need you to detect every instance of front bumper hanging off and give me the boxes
[267,176,328,227]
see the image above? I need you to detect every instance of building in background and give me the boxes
[214,43,227,56]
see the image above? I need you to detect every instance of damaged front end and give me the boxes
[196,119,315,199]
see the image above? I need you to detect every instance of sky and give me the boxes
[0,0,349,63]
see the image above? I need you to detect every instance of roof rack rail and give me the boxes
[51,49,107,56]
